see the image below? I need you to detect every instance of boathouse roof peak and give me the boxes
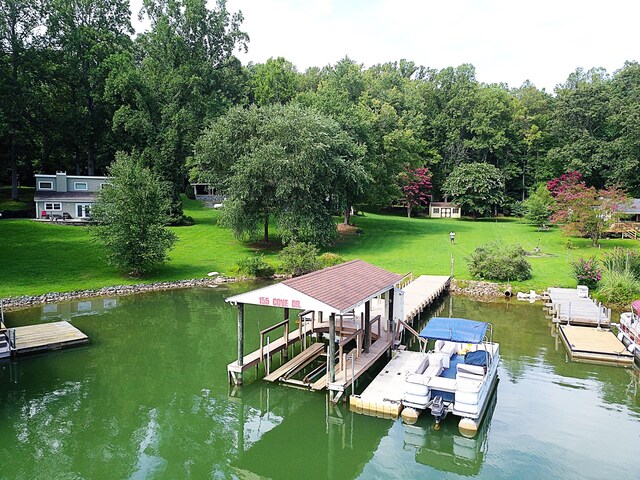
[226,259,403,314]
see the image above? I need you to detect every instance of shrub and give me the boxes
[572,256,602,289]
[467,241,532,281]
[236,255,275,278]
[279,242,321,277]
[318,252,346,268]
[596,270,640,306]
[601,247,640,278]
[185,184,196,200]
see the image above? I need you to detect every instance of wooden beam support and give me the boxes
[364,301,371,353]
[236,302,244,385]
[329,313,336,383]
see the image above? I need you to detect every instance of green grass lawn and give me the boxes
[0,198,637,298]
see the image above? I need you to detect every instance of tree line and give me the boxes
[3,0,640,225]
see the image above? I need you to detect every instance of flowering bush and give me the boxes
[572,257,602,288]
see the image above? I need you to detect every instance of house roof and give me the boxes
[34,191,96,202]
[622,199,640,214]
[226,259,404,314]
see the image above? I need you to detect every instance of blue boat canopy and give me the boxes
[418,317,488,344]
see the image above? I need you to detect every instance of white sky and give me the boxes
[131,0,640,92]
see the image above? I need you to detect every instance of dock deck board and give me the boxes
[547,288,610,327]
[12,321,88,354]
[559,325,634,365]
[349,349,426,419]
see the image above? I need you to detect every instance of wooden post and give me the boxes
[388,289,395,348]
[329,313,336,383]
[364,301,371,353]
[284,307,290,359]
[237,303,244,385]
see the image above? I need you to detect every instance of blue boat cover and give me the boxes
[418,317,488,344]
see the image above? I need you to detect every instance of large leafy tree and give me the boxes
[92,151,176,276]
[550,184,628,246]
[189,103,366,246]
[251,56,299,106]
[108,0,248,223]
[398,166,432,218]
[45,0,133,175]
[524,184,555,227]
[0,0,44,199]
[443,162,505,218]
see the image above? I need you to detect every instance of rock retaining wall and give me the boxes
[1,277,238,312]
[450,279,504,299]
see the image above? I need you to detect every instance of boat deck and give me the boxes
[547,288,610,327]
[559,325,634,365]
[11,321,88,355]
[349,349,426,419]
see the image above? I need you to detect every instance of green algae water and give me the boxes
[1,287,639,479]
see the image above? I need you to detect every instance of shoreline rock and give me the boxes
[449,279,504,299]
[0,276,239,312]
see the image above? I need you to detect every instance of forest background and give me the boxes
[3,0,640,222]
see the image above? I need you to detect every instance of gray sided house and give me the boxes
[34,172,108,220]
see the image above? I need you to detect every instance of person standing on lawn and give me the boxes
[449,231,455,245]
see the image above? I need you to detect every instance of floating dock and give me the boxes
[7,321,88,356]
[349,349,426,419]
[558,325,634,365]
[545,287,611,327]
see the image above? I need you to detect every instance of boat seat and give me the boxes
[435,340,459,357]
[427,376,457,392]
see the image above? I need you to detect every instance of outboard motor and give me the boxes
[430,395,447,427]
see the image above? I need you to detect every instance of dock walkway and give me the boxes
[9,321,88,355]
[559,325,634,366]
[546,287,610,327]
[402,275,451,325]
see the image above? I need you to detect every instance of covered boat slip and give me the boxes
[546,287,611,327]
[226,260,405,401]
[225,260,451,402]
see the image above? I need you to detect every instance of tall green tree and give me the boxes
[109,0,248,222]
[189,103,366,246]
[45,0,133,175]
[0,0,44,199]
[524,184,555,227]
[92,151,176,276]
[251,56,298,106]
[443,162,505,218]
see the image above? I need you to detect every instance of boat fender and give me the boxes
[617,332,624,342]
[628,343,637,353]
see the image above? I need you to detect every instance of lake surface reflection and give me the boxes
[1,287,638,479]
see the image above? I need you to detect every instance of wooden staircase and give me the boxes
[623,229,637,240]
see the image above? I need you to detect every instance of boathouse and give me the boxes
[226,260,406,402]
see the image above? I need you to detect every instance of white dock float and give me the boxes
[349,349,425,419]
[546,287,610,327]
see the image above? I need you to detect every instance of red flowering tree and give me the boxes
[550,183,628,246]
[399,166,432,218]
[546,171,585,198]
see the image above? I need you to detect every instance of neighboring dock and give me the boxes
[558,325,634,366]
[401,275,451,325]
[545,287,611,327]
[5,321,88,356]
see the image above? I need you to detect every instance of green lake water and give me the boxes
[1,286,639,479]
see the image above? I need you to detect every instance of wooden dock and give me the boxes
[349,349,426,419]
[9,321,88,355]
[559,325,634,365]
[546,287,611,327]
[401,275,451,325]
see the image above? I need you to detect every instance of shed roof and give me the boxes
[226,259,403,314]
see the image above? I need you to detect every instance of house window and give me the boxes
[39,181,53,190]
[74,182,88,190]
[44,202,62,211]
[453,208,459,214]
[76,204,91,218]
[433,208,440,213]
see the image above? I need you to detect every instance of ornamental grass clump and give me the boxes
[467,241,532,282]
[597,270,640,306]
[571,256,602,289]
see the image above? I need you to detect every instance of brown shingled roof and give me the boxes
[282,259,403,312]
